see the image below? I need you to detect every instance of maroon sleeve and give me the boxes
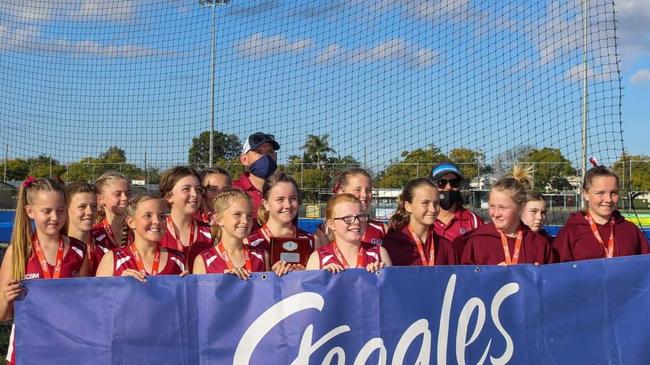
[551,227,575,263]
[436,237,458,265]
[460,237,476,265]
[452,234,469,265]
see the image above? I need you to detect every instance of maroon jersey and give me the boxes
[159,219,213,272]
[199,245,266,274]
[232,172,263,224]
[91,219,131,251]
[86,238,108,276]
[434,206,484,242]
[24,236,86,280]
[383,225,457,266]
[245,227,314,253]
[457,223,553,265]
[315,241,381,268]
[553,211,649,262]
[316,219,387,245]
[112,246,185,276]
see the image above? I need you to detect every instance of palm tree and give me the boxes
[301,134,336,170]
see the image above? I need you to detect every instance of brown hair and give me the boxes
[10,177,66,280]
[333,167,372,194]
[200,167,231,185]
[211,189,252,242]
[159,166,201,198]
[582,165,619,191]
[64,181,97,234]
[389,178,437,230]
[324,193,361,241]
[257,172,300,226]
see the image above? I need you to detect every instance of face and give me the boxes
[167,175,203,215]
[203,173,230,211]
[216,197,253,241]
[583,176,619,221]
[405,185,440,227]
[263,182,299,225]
[241,143,277,167]
[126,199,167,244]
[433,173,462,192]
[340,174,372,213]
[327,201,366,244]
[98,179,130,216]
[26,190,67,238]
[520,200,546,232]
[488,189,521,233]
[67,192,98,233]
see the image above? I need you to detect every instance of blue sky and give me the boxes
[0,0,648,171]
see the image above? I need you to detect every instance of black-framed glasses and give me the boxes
[333,214,370,225]
[434,178,461,189]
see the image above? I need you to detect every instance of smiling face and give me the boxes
[126,198,167,244]
[521,199,546,232]
[488,189,521,234]
[67,192,98,233]
[405,185,440,227]
[216,197,253,241]
[167,175,203,215]
[340,174,372,213]
[26,190,67,238]
[263,181,299,225]
[327,201,366,244]
[98,179,130,216]
[203,173,230,211]
[583,175,619,222]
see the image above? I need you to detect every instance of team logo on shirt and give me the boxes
[460,228,467,234]
[24,273,40,280]
[371,238,383,245]
[282,241,298,251]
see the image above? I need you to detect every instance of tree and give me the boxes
[517,148,576,191]
[613,153,650,191]
[301,134,336,170]
[3,158,29,180]
[448,148,487,182]
[375,144,446,188]
[64,147,148,182]
[492,145,534,176]
[188,131,242,167]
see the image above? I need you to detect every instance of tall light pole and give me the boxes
[200,0,230,167]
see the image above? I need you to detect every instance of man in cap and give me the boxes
[232,132,280,222]
[429,162,484,242]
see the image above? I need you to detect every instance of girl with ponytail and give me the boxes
[92,171,132,252]
[0,177,89,364]
[456,166,553,265]
[382,178,457,266]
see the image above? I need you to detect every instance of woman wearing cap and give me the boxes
[430,162,484,244]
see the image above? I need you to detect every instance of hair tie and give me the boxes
[588,157,599,167]
[23,176,36,188]
[332,180,341,194]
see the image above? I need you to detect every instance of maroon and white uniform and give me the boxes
[199,246,266,274]
[435,206,484,242]
[245,226,314,253]
[456,223,553,265]
[317,219,387,246]
[91,219,131,250]
[232,172,263,225]
[159,219,213,272]
[86,238,106,276]
[382,226,457,266]
[553,211,649,262]
[315,242,382,268]
[7,236,87,365]
[112,246,185,276]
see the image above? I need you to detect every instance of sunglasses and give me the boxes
[333,214,370,225]
[434,178,461,189]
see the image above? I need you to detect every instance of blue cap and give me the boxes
[430,162,464,181]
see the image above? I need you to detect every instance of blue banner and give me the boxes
[15,255,650,364]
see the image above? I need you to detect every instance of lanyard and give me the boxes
[407,226,436,266]
[32,234,64,279]
[585,213,615,258]
[498,229,523,265]
[167,216,195,252]
[217,241,252,271]
[331,242,366,268]
[260,224,296,241]
[129,243,160,275]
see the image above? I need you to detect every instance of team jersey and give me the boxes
[434,206,484,242]
[315,241,382,268]
[316,219,387,245]
[91,219,131,251]
[199,245,266,274]
[159,218,213,272]
[245,226,314,253]
[232,172,263,225]
[382,225,457,266]
[112,246,185,276]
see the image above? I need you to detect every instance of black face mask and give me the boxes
[439,190,463,210]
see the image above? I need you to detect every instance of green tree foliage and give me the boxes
[375,145,447,188]
[448,148,487,182]
[301,134,336,170]
[188,131,242,168]
[517,147,576,191]
[2,155,66,180]
[64,147,151,182]
[613,153,650,191]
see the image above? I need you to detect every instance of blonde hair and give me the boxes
[125,193,163,219]
[94,170,131,245]
[257,172,300,226]
[211,189,252,242]
[389,178,437,230]
[10,177,65,280]
[490,166,531,209]
[324,193,361,241]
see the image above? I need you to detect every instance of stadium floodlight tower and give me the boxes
[199,0,230,168]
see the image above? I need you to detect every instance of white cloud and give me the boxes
[315,38,438,69]
[564,64,614,83]
[630,69,650,84]
[236,33,312,59]
[67,0,135,22]
[616,0,650,68]
[0,2,58,22]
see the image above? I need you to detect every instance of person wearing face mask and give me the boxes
[232,132,281,224]
[430,162,484,243]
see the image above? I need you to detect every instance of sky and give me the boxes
[0,0,648,170]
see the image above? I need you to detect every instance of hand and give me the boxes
[322,263,344,274]
[225,267,251,280]
[121,269,147,282]
[178,270,190,277]
[366,261,385,273]
[271,261,291,277]
[3,280,22,303]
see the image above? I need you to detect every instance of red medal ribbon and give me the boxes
[260,224,296,242]
[101,218,121,248]
[407,226,436,266]
[32,234,64,279]
[217,241,252,271]
[498,229,523,265]
[331,241,366,268]
[585,213,615,258]
[167,216,195,252]
[129,244,160,276]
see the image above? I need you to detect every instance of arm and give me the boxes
[192,255,207,274]
[0,245,21,321]
[379,246,392,267]
[94,251,115,277]
[313,228,328,249]
[78,250,90,277]
[305,251,321,270]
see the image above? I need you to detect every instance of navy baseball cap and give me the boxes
[242,132,280,154]
[430,162,465,181]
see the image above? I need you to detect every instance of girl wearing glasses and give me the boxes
[383,179,458,266]
[198,167,232,224]
[314,168,387,247]
[158,166,213,271]
[456,170,553,266]
[306,194,392,273]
